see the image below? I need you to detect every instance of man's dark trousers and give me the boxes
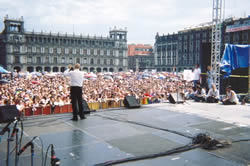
[70,86,85,119]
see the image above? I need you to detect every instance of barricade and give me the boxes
[24,108,32,116]
[61,105,68,113]
[101,102,108,109]
[33,107,42,115]
[68,104,73,112]
[53,106,61,114]
[42,106,51,115]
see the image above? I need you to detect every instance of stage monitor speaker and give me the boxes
[0,105,19,123]
[82,99,91,114]
[123,96,140,108]
[168,93,184,104]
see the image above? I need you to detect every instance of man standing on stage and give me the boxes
[64,64,86,121]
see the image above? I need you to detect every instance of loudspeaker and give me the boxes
[123,96,140,108]
[82,99,91,114]
[0,105,20,123]
[168,93,184,104]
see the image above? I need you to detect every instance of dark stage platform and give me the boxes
[1,102,250,166]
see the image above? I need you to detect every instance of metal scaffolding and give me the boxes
[211,0,223,90]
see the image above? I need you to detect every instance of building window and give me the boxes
[73,48,76,54]
[80,49,83,55]
[61,57,65,64]
[14,56,20,63]
[76,58,80,64]
[49,48,53,54]
[28,57,32,63]
[37,57,41,64]
[97,59,100,64]
[90,58,94,64]
[69,58,73,64]
[57,48,61,54]
[94,49,97,55]
[45,57,49,64]
[32,46,36,53]
[83,58,87,64]
[87,49,90,55]
[90,49,94,55]
[104,59,107,65]
[65,48,69,54]
[41,47,45,53]
[100,50,104,56]
[54,57,57,64]
[110,59,113,65]
[107,50,110,56]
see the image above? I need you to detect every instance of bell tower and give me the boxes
[3,15,24,34]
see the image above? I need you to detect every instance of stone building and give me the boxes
[127,44,154,71]
[0,16,128,72]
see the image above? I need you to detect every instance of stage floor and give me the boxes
[1,102,250,166]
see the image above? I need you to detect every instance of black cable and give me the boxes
[44,144,53,166]
[95,114,193,139]
[94,144,199,166]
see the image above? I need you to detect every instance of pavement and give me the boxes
[0,101,250,166]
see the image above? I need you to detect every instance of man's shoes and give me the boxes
[71,118,78,121]
[80,116,86,120]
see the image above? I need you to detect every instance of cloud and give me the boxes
[0,0,249,44]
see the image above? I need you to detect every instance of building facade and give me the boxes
[127,44,154,71]
[0,16,128,73]
[154,17,250,72]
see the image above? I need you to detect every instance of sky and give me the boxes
[0,0,249,45]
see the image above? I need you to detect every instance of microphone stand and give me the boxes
[31,143,34,166]
[6,128,11,166]
[14,128,19,166]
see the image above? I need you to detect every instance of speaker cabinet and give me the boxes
[168,93,184,104]
[123,96,140,108]
[0,105,19,123]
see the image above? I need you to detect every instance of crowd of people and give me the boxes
[0,65,241,113]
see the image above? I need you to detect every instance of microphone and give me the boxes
[51,145,60,166]
[17,136,37,155]
[0,121,12,135]
[9,119,18,141]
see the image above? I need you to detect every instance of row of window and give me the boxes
[9,45,125,56]
[14,56,118,65]
[25,36,115,47]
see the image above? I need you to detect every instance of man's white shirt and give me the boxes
[64,69,85,87]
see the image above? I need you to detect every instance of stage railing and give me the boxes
[23,97,158,117]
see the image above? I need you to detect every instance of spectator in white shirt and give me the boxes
[222,85,239,105]
[206,84,219,103]
[193,64,201,87]
[64,64,86,121]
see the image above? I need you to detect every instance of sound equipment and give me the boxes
[168,93,184,104]
[0,105,19,123]
[123,96,140,108]
[82,99,91,114]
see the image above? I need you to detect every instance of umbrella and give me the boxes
[0,66,10,74]
[84,73,97,78]
[30,72,42,76]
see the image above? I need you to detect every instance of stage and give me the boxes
[1,102,250,166]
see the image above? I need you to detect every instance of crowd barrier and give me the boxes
[23,98,158,117]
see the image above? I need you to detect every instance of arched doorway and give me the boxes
[96,68,102,73]
[157,68,161,72]
[36,66,42,72]
[44,67,51,72]
[162,68,166,71]
[27,66,34,72]
[109,68,114,72]
[119,68,123,72]
[103,68,108,72]
[83,67,88,72]
[60,67,66,72]
[53,67,59,72]
[90,67,95,72]
[14,66,21,72]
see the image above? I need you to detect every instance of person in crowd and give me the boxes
[206,84,219,103]
[222,85,239,105]
[193,64,201,87]
[64,64,86,121]
[192,85,206,102]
